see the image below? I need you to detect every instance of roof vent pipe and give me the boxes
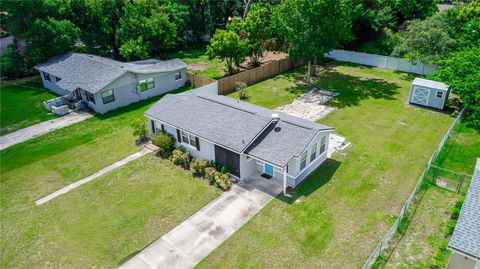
[271,113,280,122]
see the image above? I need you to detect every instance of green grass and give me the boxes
[383,122,480,269]
[169,49,225,79]
[0,83,217,267]
[0,77,58,135]
[197,62,455,268]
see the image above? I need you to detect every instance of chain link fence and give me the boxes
[362,109,464,269]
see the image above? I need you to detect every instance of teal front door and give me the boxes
[264,163,274,176]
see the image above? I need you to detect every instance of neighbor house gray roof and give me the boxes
[35,53,186,93]
[145,94,333,167]
[448,158,480,260]
[413,78,448,91]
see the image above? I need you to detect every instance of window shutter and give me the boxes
[176,129,181,142]
[151,120,156,134]
[195,137,200,151]
[161,124,165,132]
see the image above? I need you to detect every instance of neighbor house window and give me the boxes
[55,76,61,82]
[300,151,307,171]
[139,78,155,91]
[101,89,115,104]
[175,71,182,80]
[320,136,326,154]
[181,130,197,148]
[310,142,317,162]
[43,72,51,82]
[86,91,96,104]
[436,91,443,98]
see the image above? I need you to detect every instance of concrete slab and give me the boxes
[119,176,282,269]
[0,111,92,151]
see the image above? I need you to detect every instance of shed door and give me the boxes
[214,145,240,177]
[412,87,429,106]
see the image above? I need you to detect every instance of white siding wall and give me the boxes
[240,155,258,180]
[447,252,478,269]
[90,73,138,113]
[137,69,187,99]
[39,72,69,96]
[150,119,216,161]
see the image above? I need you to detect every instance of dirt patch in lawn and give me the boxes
[275,88,338,121]
[188,62,207,71]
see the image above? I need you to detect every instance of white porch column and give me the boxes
[283,167,287,195]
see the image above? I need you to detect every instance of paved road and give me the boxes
[119,175,283,269]
[0,111,92,151]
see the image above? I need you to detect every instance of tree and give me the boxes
[273,0,352,83]
[392,13,455,64]
[0,46,26,78]
[239,3,274,67]
[25,18,80,66]
[207,29,247,75]
[429,48,480,128]
[394,0,438,22]
[116,0,181,60]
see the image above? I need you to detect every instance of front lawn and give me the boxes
[169,49,225,80]
[0,77,58,135]
[0,84,211,267]
[198,62,455,268]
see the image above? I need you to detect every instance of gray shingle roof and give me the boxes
[145,94,333,167]
[35,53,186,93]
[448,158,480,260]
[413,78,448,91]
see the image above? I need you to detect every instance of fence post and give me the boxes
[457,174,466,193]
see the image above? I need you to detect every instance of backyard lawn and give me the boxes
[198,62,456,268]
[0,77,58,135]
[0,84,219,268]
[169,49,225,80]
[384,122,480,269]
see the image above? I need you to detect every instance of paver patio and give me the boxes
[120,174,283,269]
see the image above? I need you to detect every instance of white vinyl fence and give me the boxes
[325,50,438,75]
[362,109,464,269]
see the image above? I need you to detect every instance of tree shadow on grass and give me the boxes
[277,158,341,204]
[313,65,400,108]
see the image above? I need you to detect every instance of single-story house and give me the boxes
[447,158,480,269]
[35,53,187,114]
[145,93,334,194]
[408,78,449,110]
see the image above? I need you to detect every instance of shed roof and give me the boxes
[412,78,448,91]
[145,94,333,167]
[448,158,480,260]
[35,53,186,93]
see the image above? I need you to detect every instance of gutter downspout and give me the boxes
[283,167,290,197]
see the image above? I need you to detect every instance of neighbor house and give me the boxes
[447,158,480,269]
[35,53,187,114]
[145,93,334,193]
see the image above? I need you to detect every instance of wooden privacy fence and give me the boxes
[217,57,303,95]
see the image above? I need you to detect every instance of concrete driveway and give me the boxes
[120,174,283,269]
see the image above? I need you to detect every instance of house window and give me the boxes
[101,89,115,104]
[181,130,197,148]
[175,71,182,80]
[55,76,61,82]
[436,91,443,98]
[300,151,307,171]
[139,78,155,91]
[86,91,96,104]
[43,72,51,82]
[310,142,317,162]
[320,136,326,154]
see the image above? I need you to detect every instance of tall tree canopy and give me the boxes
[207,29,247,75]
[25,18,80,65]
[273,0,352,83]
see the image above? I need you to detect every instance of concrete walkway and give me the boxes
[120,174,283,269]
[35,148,151,205]
[0,111,92,151]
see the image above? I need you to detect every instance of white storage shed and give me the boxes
[408,78,449,110]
